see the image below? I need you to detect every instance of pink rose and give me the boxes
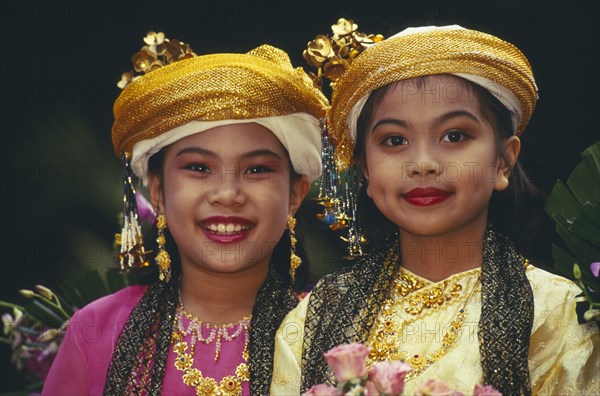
[473,384,502,396]
[367,360,412,395]
[415,379,464,396]
[303,383,339,395]
[365,380,379,395]
[323,343,371,382]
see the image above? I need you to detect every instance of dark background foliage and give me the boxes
[1,0,598,391]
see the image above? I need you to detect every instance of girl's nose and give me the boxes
[405,147,442,178]
[408,160,441,176]
[207,177,247,207]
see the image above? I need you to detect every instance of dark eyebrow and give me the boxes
[175,147,283,161]
[432,110,480,128]
[371,118,409,132]
[240,149,283,161]
[175,147,216,157]
[371,110,480,133]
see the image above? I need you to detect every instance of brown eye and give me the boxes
[442,130,468,143]
[383,136,408,146]
[186,163,211,173]
[246,165,273,174]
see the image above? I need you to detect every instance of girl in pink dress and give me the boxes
[42,32,327,395]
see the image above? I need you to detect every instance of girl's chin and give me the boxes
[397,224,453,237]
[193,263,259,275]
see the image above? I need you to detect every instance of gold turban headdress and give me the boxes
[112,42,328,183]
[330,25,538,170]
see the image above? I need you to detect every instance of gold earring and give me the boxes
[155,214,171,282]
[287,214,301,285]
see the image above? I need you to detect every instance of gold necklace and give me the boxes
[393,269,464,315]
[367,263,480,382]
[171,295,251,396]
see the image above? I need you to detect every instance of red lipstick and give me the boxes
[403,187,451,206]
[199,216,254,244]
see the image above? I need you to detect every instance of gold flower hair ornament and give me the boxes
[303,18,384,89]
[115,31,196,272]
[307,18,382,258]
[117,31,197,89]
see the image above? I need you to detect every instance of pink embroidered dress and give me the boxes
[42,286,250,395]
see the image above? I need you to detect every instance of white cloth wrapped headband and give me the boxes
[132,113,323,184]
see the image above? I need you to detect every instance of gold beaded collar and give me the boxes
[393,267,481,316]
[367,265,482,381]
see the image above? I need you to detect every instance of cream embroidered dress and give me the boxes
[271,266,599,395]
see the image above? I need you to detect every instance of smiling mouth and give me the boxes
[200,223,253,235]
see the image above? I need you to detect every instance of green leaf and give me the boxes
[545,180,580,229]
[568,203,600,246]
[567,161,600,206]
[556,223,597,267]
[580,267,598,290]
[82,270,110,302]
[546,140,600,298]
[24,380,44,391]
[57,279,87,308]
[551,244,579,279]
[57,268,130,310]
[23,300,66,328]
[55,294,75,317]
[552,244,597,287]
[581,140,600,186]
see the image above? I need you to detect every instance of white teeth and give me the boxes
[203,223,250,235]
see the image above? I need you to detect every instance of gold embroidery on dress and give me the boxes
[367,263,481,382]
[393,270,426,296]
[394,269,465,315]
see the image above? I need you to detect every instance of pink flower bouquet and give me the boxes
[303,342,502,396]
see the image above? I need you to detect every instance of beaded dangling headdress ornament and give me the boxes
[303,18,384,258]
[114,31,195,272]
